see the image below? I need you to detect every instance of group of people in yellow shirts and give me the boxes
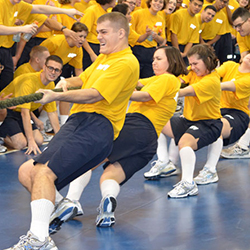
[1,0,250,249]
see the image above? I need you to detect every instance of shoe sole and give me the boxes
[194,177,219,185]
[220,153,250,159]
[96,197,117,227]
[49,206,78,234]
[144,168,177,180]
[168,188,199,198]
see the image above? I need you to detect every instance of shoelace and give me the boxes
[15,234,30,247]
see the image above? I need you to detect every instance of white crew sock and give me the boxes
[66,170,92,201]
[204,138,223,173]
[55,188,64,204]
[179,147,196,183]
[238,128,250,150]
[156,133,169,163]
[169,138,179,165]
[30,199,54,242]
[60,115,69,126]
[100,179,120,199]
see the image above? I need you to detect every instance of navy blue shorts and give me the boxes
[221,108,249,146]
[34,112,114,190]
[170,116,223,150]
[132,45,156,78]
[0,47,14,91]
[0,109,38,137]
[103,113,158,185]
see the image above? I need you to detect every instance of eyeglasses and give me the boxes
[233,19,248,30]
[126,1,136,5]
[46,65,61,73]
[0,64,4,71]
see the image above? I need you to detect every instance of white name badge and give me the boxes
[67,53,76,58]
[216,19,223,24]
[14,11,18,17]
[155,22,162,26]
[190,23,196,29]
[199,29,202,34]
[228,5,234,10]
[96,64,110,71]
[231,78,235,81]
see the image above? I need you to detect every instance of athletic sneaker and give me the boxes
[4,231,58,250]
[0,144,7,153]
[194,167,219,185]
[144,160,177,179]
[49,198,83,235]
[220,143,250,159]
[41,131,54,142]
[168,180,198,198]
[96,195,117,227]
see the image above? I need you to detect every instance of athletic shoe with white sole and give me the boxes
[194,167,219,185]
[220,143,250,159]
[4,231,58,250]
[144,160,177,179]
[96,195,117,227]
[49,198,83,234]
[168,180,198,198]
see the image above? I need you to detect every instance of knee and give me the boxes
[12,136,27,150]
[30,163,57,183]
[18,159,34,186]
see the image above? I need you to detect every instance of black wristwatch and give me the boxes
[61,26,67,31]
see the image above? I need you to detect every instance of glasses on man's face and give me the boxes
[0,64,4,71]
[46,65,61,73]
[233,19,248,30]
[126,1,136,5]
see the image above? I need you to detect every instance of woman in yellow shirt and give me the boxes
[144,44,223,198]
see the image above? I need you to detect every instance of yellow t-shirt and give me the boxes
[181,70,222,121]
[70,47,140,140]
[14,63,36,79]
[221,0,239,36]
[216,61,250,115]
[33,0,61,39]
[57,4,78,30]
[0,0,32,48]
[1,72,56,113]
[131,8,165,48]
[201,8,228,40]
[80,3,107,44]
[74,0,96,13]
[128,74,180,137]
[237,33,250,54]
[128,24,140,47]
[40,35,83,69]
[169,9,199,45]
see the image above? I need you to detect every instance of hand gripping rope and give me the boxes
[0,86,81,109]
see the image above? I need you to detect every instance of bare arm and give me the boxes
[171,32,179,50]
[0,24,37,35]
[44,18,79,42]
[179,85,196,97]
[206,35,221,46]
[12,39,27,69]
[47,111,60,133]
[130,91,152,102]
[74,68,83,76]
[37,88,104,105]
[182,43,193,58]
[21,108,41,155]
[82,40,97,62]
[31,5,83,20]
[221,81,236,91]
[55,76,83,90]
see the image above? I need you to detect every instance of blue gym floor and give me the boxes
[1,145,250,250]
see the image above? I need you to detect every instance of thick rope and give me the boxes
[0,86,81,110]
